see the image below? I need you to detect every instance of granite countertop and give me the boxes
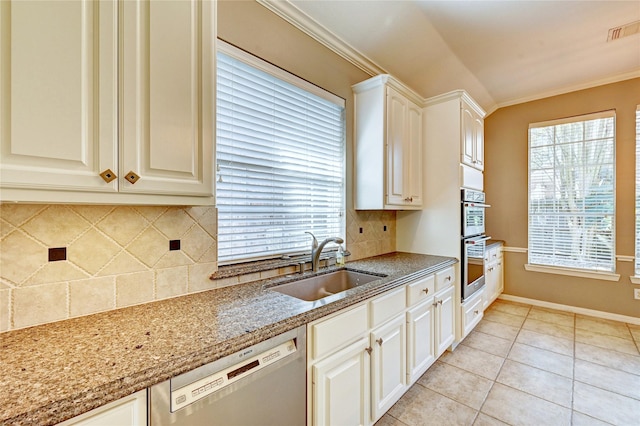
[486,239,504,248]
[0,252,456,425]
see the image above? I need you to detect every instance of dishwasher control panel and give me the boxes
[170,339,297,411]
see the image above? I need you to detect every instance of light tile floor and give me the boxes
[376,299,640,426]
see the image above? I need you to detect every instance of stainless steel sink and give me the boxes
[270,270,384,301]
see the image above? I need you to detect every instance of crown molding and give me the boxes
[256,0,387,78]
[423,90,486,117]
[495,70,640,111]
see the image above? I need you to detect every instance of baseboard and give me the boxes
[498,294,640,325]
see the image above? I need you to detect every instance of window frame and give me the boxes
[215,41,347,265]
[525,110,619,281]
[634,106,640,283]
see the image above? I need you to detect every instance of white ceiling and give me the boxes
[284,0,640,113]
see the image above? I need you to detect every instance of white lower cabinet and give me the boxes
[461,288,484,338]
[371,315,406,422]
[57,390,147,426]
[308,266,456,425]
[406,299,435,383]
[312,337,370,426]
[434,285,455,357]
[483,244,504,309]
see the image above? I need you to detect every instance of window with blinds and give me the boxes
[636,107,640,276]
[216,43,346,264]
[528,111,616,272]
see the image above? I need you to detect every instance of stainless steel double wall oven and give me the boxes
[461,188,490,302]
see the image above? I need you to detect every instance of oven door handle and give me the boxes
[463,202,491,208]
[464,235,491,244]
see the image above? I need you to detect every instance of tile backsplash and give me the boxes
[0,204,395,332]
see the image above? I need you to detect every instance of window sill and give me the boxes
[524,264,620,282]
[211,250,349,281]
[630,276,640,285]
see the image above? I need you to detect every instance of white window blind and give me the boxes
[528,111,616,272]
[636,107,640,276]
[216,45,346,264]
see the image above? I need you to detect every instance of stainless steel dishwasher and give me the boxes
[149,325,306,425]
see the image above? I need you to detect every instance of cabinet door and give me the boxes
[473,115,484,171]
[121,0,214,196]
[406,101,423,206]
[313,337,370,426]
[385,86,408,206]
[0,0,117,192]
[461,105,475,167]
[496,257,504,297]
[435,285,455,357]
[484,260,498,308]
[406,300,435,384]
[58,389,146,426]
[462,289,484,337]
[370,315,406,423]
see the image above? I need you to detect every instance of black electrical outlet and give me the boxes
[48,247,66,262]
[359,227,363,233]
[169,240,181,251]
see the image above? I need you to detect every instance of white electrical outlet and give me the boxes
[635,288,640,300]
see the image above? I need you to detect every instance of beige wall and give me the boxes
[485,77,640,318]
[0,1,396,332]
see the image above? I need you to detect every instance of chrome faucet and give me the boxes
[305,232,344,272]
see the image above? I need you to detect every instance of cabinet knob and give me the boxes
[99,169,117,183]
[365,347,372,355]
[445,276,452,281]
[474,310,479,315]
[124,171,140,184]
[376,338,383,346]
[438,300,443,305]
[422,288,429,295]
[432,302,439,307]
[404,197,414,202]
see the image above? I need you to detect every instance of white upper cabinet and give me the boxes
[353,75,423,210]
[0,0,215,205]
[461,99,484,171]
[0,1,118,194]
[120,0,214,198]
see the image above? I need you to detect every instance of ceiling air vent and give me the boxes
[607,20,640,41]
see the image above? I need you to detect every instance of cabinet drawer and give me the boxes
[406,275,435,307]
[462,289,484,337]
[310,304,368,360]
[435,267,455,292]
[370,287,406,328]
[485,246,498,262]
